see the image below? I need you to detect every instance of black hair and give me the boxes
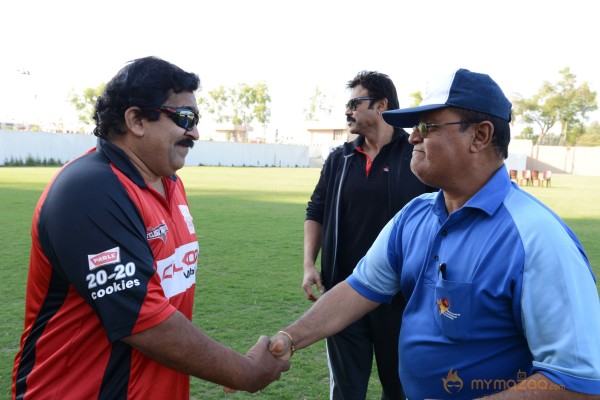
[346,71,399,111]
[454,108,511,159]
[93,56,200,139]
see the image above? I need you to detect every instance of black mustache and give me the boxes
[347,116,356,123]
[176,138,195,149]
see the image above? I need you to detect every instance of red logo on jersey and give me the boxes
[88,247,121,270]
[182,249,199,266]
[162,263,175,279]
[162,263,185,280]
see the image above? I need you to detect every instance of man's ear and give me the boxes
[471,121,494,153]
[378,97,389,112]
[124,107,145,138]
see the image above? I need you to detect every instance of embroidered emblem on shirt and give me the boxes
[87,247,121,270]
[437,297,461,320]
[147,222,169,242]
[178,205,195,234]
[442,368,464,394]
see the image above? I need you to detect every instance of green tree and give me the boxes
[201,82,271,126]
[577,121,600,146]
[304,86,332,121]
[552,68,598,146]
[408,91,423,107]
[238,82,271,127]
[512,86,560,145]
[513,67,597,146]
[516,125,539,144]
[69,83,106,125]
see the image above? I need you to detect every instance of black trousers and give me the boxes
[326,295,405,400]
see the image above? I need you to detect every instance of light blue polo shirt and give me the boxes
[347,167,600,399]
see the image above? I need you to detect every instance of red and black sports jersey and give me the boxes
[12,138,199,400]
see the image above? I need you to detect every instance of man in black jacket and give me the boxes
[303,71,436,399]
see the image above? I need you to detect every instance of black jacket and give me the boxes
[306,129,437,290]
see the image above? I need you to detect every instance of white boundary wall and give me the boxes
[0,130,309,167]
[1,131,96,165]
[2,131,599,174]
[507,139,600,176]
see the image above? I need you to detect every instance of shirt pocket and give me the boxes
[434,278,472,340]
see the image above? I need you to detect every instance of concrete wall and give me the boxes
[187,140,309,167]
[500,139,600,176]
[2,131,599,174]
[1,130,97,165]
[0,130,309,167]
[527,145,600,175]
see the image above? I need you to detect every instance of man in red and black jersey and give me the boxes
[12,56,289,400]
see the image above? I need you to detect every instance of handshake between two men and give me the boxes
[225,282,380,393]
[222,331,297,394]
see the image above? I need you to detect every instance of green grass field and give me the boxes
[1,167,598,399]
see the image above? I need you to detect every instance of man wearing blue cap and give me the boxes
[269,69,600,399]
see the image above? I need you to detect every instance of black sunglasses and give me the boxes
[345,96,375,111]
[155,106,199,131]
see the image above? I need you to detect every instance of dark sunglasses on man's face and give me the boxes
[345,96,375,111]
[156,106,199,131]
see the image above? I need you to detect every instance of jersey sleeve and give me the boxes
[38,158,174,342]
[508,194,600,394]
[305,154,332,223]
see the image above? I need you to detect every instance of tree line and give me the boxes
[69,67,599,146]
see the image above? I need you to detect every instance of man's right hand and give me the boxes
[224,335,290,393]
[302,264,324,301]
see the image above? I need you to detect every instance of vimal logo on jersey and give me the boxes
[156,242,199,298]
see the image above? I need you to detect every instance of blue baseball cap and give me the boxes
[382,68,512,128]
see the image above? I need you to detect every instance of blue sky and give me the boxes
[1,0,598,135]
